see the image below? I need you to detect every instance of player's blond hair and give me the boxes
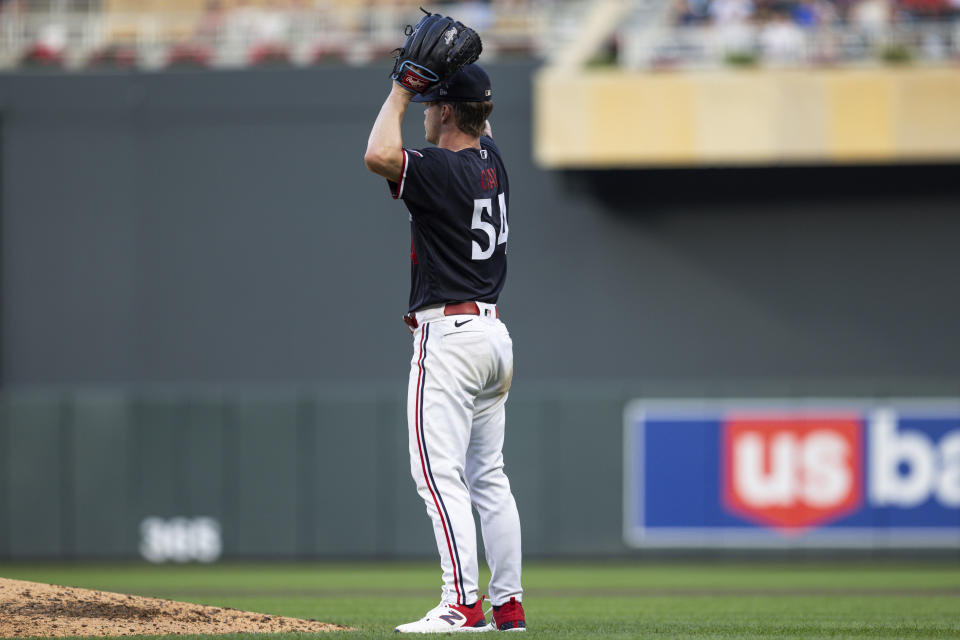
[445,100,494,138]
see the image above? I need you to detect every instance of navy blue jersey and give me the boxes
[388,136,509,313]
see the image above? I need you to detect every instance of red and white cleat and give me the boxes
[394,597,490,633]
[489,597,525,631]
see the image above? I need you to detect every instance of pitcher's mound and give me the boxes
[0,577,349,637]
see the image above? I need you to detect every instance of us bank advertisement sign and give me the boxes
[623,399,960,547]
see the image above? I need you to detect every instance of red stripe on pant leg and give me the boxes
[414,325,462,604]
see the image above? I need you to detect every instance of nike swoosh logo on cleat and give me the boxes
[454,319,473,327]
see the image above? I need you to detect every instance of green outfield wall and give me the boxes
[4,383,960,560]
[1,64,959,558]
[0,386,634,560]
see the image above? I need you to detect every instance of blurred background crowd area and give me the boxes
[641,0,960,68]
[1,0,959,71]
[0,0,551,70]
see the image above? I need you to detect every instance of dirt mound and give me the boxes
[0,577,348,637]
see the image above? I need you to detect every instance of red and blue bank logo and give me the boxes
[723,414,864,532]
[623,400,960,547]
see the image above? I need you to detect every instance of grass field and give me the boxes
[2,561,959,639]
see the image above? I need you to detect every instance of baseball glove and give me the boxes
[391,9,482,94]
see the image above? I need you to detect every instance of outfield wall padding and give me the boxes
[0,388,629,559]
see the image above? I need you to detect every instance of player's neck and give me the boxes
[437,129,480,152]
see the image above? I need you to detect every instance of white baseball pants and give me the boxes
[406,303,523,607]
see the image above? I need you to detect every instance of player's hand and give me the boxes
[391,9,482,95]
[392,82,417,100]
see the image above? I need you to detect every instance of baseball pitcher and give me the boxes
[364,10,525,634]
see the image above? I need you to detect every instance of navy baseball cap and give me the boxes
[412,64,492,103]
